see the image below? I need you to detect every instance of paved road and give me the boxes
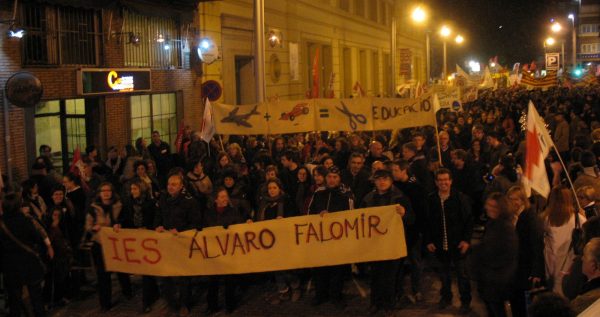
[48,268,487,317]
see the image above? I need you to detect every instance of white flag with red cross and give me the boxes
[523,101,554,198]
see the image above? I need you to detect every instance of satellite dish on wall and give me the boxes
[5,72,43,108]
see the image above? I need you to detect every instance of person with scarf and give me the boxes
[186,157,213,196]
[203,188,246,315]
[255,179,300,304]
[307,166,354,309]
[130,160,160,199]
[360,169,414,314]
[44,206,73,307]
[21,179,47,223]
[295,167,312,215]
[0,192,50,317]
[119,180,159,313]
[84,182,132,311]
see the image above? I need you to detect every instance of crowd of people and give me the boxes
[1,86,600,317]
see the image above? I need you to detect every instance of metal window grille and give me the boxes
[123,10,182,69]
[21,3,101,66]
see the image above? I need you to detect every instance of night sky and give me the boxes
[425,0,574,71]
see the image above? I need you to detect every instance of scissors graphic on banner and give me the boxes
[336,101,367,131]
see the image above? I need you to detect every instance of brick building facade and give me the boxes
[0,0,205,183]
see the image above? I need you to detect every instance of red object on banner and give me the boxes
[174,120,185,152]
[311,47,320,99]
[69,146,82,176]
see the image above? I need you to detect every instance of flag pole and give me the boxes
[432,94,443,167]
[551,146,583,211]
[434,120,443,167]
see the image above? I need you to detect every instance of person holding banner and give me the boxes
[256,179,301,304]
[307,166,354,309]
[203,187,247,315]
[154,174,203,317]
[360,169,414,314]
[424,168,473,313]
[84,182,132,312]
[120,179,160,313]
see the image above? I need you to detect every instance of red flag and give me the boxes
[529,61,537,71]
[174,120,185,152]
[311,47,320,99]
[69,146,83,177]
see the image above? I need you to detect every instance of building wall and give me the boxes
[0,2,203,182]
[578,3,600,62]
[199,0,426,104]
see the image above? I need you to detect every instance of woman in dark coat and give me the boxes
[84,182,132,311]
[295,167,313,215]
[203,188,246,314]
[506,186,546,317]
[255,179,300,304]
[119,179,160,313]
[470,192,518,317]
[0,192,49,316]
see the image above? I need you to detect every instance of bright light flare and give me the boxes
[551,22,562,33]
[545,37,556,46]
[455,35,464,44]
[440,25,452,37]
[411,6,427,23]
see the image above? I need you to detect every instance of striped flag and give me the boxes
[520,70,557,89]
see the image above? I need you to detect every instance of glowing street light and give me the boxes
[440,25,452,37]
[455,35,464,44]
[546,37,556,46]
[551,22,562,33]
[411,6,427,23]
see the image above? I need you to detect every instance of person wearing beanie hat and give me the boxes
[307,165,354,309]
[361,168,414,314]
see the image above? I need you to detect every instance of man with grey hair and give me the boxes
[571,238,600,314]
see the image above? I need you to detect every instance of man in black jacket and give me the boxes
[425,168,473,314]
[148,131,172,185]
[279,150,300,201]
[155,174,202,317]
[361,169,414,314]
[341,152,372,207]
[391,159,427,301]
[307,166,354,309]
[402,142,434,193]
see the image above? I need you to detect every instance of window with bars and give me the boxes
[122,10,182,69]
[21,3,101,66]
[130,93,178,150]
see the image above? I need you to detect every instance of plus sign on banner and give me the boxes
[545,53,560,70]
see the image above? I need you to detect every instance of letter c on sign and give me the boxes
[107,71,118,89]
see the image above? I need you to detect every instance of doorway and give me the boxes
[235,56,256,105]
[34,98,99,173]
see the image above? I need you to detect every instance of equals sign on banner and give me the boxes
[319,108,329,118]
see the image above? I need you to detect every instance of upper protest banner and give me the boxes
[213,94,437,135]
[99,205,407,276]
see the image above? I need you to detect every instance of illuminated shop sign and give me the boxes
[77,68,151,95]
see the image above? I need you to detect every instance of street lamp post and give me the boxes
[411,6,430,83]
[440,26,451,79]
[569,14,576,67]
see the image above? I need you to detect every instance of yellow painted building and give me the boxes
[198,0,427,104]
